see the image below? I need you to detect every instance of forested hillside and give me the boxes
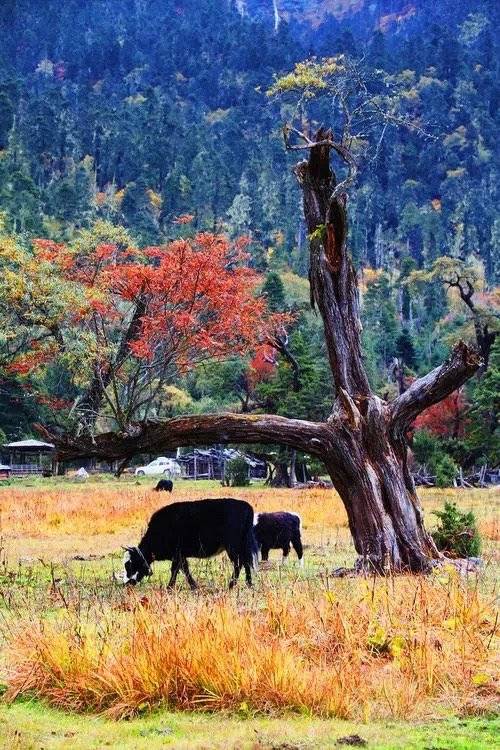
[0,0,498,272]
[0,0,498,475]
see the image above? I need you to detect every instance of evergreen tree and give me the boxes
[362,273,399,371]
[396,328,417,369]
[261,272,286,312]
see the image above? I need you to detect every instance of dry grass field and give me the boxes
[0,478,498,748]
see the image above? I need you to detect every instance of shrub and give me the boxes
[434,454,458,488]
[412,429,441,466]
[413,430,459,486]
[432,501,481,557]
[224,456,250,487]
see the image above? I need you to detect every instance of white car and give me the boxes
[134,457,182,478]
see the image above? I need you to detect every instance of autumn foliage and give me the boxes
[19,233,274,366]
[413,389,468,438]
[248,343,277,388]
[2,228,287,423]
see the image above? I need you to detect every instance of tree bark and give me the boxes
[270,460,291,487]
[43,130,482,574]
[45,413,327,463]
[295,130,370,398]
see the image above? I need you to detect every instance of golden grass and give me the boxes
[0,483,347,534]
[0,483,350,561]
[479,518,500,543]
[4,572,498,720]
[0,482,497,560]
[0,481,498,721]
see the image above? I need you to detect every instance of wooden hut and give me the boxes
[1,439,56,476]
[0,464,11,479]
[178,448,267,481]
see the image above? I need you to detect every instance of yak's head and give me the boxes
[121,546,152,585]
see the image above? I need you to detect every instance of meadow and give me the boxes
[0,478,498,749]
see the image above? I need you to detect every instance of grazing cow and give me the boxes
[122,498,258,589]
[254,511,304,565]
[155,478,173,492]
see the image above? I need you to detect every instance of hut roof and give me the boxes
[3,439,55,451]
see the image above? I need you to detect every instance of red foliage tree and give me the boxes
[9,233,284,430]
[248,344,277,389]
[413,388,468,438]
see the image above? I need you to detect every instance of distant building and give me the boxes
[0,464,11,479]
[1,439,56,476]
[178,448,267,481]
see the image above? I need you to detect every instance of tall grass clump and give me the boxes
[4,573,498,720]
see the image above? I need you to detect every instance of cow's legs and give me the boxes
[292,531,304,564]
[167,556,181,588]
[282,542,291,562]
[180,557,198,590]
[260,546,270,561]
[229,560,241,589]
[243,562,253,587]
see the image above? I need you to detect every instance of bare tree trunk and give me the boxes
[289,449,297,487]
[290,130,480,569]
[323,401,437,572]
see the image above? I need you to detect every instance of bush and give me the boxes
[432,501,481,558]
[412,429,441,466]
[224,456,250,487]
[412,430,459,486]
[434,454,458,488]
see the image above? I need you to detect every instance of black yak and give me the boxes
[154,479,173,492]
[254,511,304,564]
[122,498,258,589]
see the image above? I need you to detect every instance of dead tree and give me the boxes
[443,272,496,374]
[410,256,498,376]
[45,131,480,574]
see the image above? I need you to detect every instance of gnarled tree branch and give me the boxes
[389,341,481,435]
[38,413,330,462]
[269,330,301,391]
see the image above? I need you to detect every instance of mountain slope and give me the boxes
[0,0,497,279]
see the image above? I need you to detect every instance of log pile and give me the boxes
[413,464,499,488]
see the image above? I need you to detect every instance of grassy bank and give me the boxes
[1,702,498,750]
